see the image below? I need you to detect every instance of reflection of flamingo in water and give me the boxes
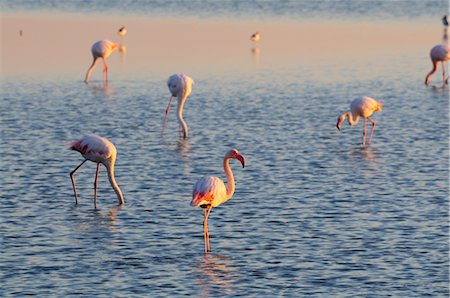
[191,149,245,253]
[425,44,450,86]
[84,40,119,83]
[336,97,382,146]
[69,134,124,209]
[162,74,194,139]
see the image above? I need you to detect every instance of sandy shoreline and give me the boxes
[1,12,441,77]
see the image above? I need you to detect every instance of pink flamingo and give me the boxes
[162,73,194,139]
[425,44,450,86]
[69,134,124,209]
[84,40,119,83]
[191,149,245,253]
[336,96,382,146]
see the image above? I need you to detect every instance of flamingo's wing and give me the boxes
[191,176,226,207]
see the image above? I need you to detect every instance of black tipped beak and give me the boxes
[336,125,341,131]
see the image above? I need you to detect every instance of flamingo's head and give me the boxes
[376,102,383,112]
[336,115,345,131]
[225,149,245,168]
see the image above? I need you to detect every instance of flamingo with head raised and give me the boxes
[162,73,194,139]
[84,40,119,83]
[425,44,450,86]
[336,96,382,146]
[69,134,124,209]
[191,149,245,253]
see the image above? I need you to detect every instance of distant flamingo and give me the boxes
[425,44,450,86]
[250,32,260,42]
[69,134,124,209]
[84,40,119,83]
[191,149,245,253]
[336,96,382,146]
[118,26,127,36]
[162,74,194,138]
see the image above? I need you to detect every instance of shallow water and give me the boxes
[1,2,449,297]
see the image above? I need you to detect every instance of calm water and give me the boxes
[1,0,448,20]
[1,1,449,297]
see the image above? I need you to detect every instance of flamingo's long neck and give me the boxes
[223,157,235,200]
[177,95,188,138]
[105,160,124,205]
[343,111,360,126]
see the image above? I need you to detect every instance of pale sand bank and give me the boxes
[1,12,441,78]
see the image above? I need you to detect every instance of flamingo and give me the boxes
[69,134,124,209]
[118,26,127,37]
[191,149,245,253]
[425,44,450,86]
[250,32,260,42]
[84,40,119,83]
[336,96,382,146]
[162,73,194,139]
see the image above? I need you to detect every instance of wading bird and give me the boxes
[69,134,124,209]
[250,32,260,42]
[191,149,245,253]
[118,26,127,36]
[162,74,194,138]
[425,44,450,86]
[84,40,119,83]
[336,97,382,146]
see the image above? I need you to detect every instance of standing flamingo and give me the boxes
[191,149,245,253]
[250,32,260,42]
[336,96,382,146]
[84,40,119,83]
[69,134,124,209]
[162,74,194,139]
[425,44,450,86]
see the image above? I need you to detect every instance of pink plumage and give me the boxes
[69,134,124,208]
[191,149,245,253]
[84,40,119,83]
[162,73,194,139]
[336,97,382,146]
[425,44,450,86]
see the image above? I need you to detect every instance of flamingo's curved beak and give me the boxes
[237,154,245,168]
[336,119,342,131]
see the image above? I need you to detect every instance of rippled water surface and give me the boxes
[1,2,449,297]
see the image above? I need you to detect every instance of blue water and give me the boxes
[1,1,449,297]
[1,0,448,20]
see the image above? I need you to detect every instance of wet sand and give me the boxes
[1,12,441,77]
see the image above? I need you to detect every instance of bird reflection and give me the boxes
[195,254,236,297]
[251,46,260,64]
[348,146,377,161]
[87,81,113,97]
[177,138,191,157]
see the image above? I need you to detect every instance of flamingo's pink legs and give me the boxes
[362,118,367,145]
[442,61,447,85]
[93,163,100,209]
[102,58,108,82]
[367,116,376,145]
[161,96,173,134]
[70,159,88,204]
[203,205,213,253]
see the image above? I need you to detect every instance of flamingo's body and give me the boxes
[191,149,245,253]
[336,97,382,145]
[425,44,450,86]
[84,40,119,83]
[250,32,260,42]
[118,26,127,36]
[69,134,124,208]
[162,73,194,138]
